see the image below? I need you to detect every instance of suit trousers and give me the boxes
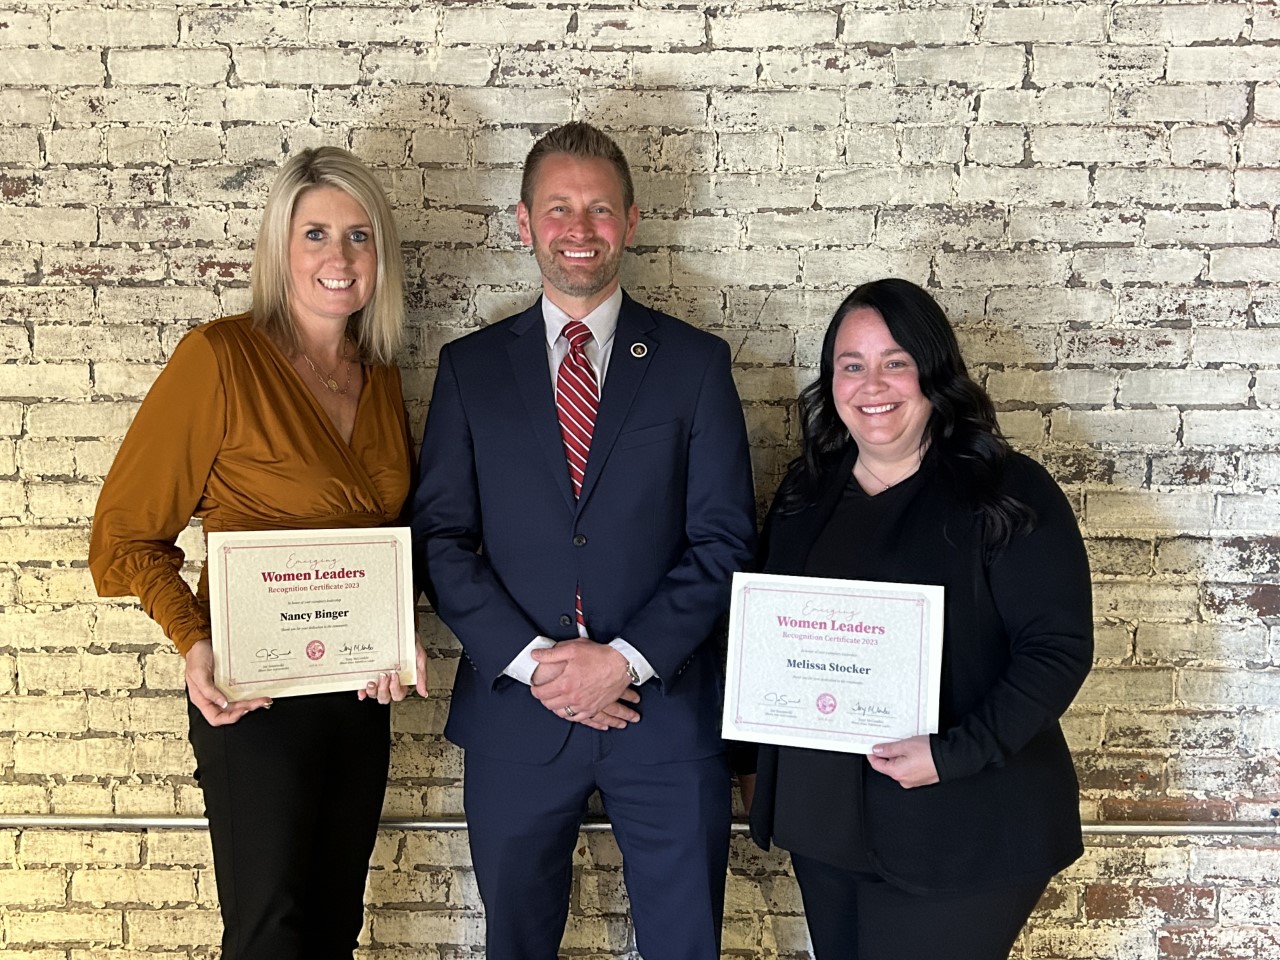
[188,692,391,960]
[463,726,731,960]
[790,852,1049,960]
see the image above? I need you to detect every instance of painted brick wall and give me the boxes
[2,1,1278,957]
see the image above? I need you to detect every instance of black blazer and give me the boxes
[748,445,1093,894]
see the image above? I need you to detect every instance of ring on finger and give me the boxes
[564,705,576,718]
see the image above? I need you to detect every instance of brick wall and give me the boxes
[2,1,1278,957]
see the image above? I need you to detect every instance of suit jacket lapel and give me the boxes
[507,300,577,512]
[576,294,656,513]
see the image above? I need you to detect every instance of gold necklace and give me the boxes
[301,344,352,395]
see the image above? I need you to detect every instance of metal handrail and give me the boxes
[1,815,1276,836]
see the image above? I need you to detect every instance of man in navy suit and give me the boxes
[412,122,756,959]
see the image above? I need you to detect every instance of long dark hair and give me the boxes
[781,278,1033,547]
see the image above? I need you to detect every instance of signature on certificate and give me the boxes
[255,648,295,662]
[761,692,801,706]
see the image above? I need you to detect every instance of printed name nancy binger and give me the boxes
[207,528,416,700]
[722,572,944,754]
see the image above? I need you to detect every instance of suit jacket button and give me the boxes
[572,534,587,547]
[559,614,572,627]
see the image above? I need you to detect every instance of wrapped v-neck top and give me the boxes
[89,313,414,656]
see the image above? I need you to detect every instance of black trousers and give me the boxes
[188,692,391,960]
[790,852,1049,960]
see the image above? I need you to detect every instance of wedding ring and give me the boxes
[564,705,576,717]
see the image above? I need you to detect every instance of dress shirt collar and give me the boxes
[541,285,622,350]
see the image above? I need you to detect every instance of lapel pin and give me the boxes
[630,342,648,358]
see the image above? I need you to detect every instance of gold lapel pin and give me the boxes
[631,342,648,358]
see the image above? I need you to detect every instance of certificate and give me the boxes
[207,527,417,700]
[722,571,944,754]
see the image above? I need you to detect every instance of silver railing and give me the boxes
[1,815,1277,837]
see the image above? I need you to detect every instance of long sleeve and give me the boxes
[413,343,548,680]
[89,330,226,656]
[91,314,412,659]
[931,460,1094,781]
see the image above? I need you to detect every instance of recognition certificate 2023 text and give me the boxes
[722,571,944,755]
[208,527,416,700]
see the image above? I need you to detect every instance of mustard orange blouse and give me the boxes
[89,314,414,656]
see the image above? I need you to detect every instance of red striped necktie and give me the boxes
[556,320,599,499]
[555,320,599,630]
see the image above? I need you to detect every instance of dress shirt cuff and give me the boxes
[503,636,556,686]
[609,638,656,684]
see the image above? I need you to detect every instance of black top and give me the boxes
[748,447,1093,895]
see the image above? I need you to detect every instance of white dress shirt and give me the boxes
[503,286,658,688]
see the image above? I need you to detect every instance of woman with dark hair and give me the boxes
[745,277,1092,959]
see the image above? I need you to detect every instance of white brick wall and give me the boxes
[1,1,1278,957]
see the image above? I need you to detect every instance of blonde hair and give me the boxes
[250,147,405,365]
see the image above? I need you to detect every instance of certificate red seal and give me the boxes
[816,693,837,715]
[306,640,326,661]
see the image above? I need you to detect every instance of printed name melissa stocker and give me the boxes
[786,658,872,676]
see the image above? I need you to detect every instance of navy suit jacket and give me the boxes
[413,293,756,765]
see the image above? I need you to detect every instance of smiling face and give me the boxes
[287,184,377,330]
[516,153,639,317]
[831,306,934,465]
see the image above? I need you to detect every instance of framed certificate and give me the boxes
[207,527,417,700]
[722,571,944,754]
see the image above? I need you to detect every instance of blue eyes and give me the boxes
[304,229,370,243]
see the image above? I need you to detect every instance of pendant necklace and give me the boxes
[857,453,921,493]
[302,344,352,395]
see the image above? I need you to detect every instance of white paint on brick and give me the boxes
[578,10,705,49]
[309,6,440,44]
[1168,44,1278,81]
[234,47,360,86]
[967,124,1025,165]
[1209,248,1280,284]
[1119,369,1251,408]
[0,49,104,85]
[1032,43,1165,85]
[185,7,305,46]
[893,45,1026,88]
[1145,209,1274,245]
[1009,207,1143,245]
[2,2,1278,953]
[959,166,1090,204]
[843,10,974,46]
[1110,4,1250,45]
[1114,84,1249,124]
[820,166,954,206]
[712,10,837,48]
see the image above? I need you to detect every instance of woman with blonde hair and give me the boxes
[91,147,426,960]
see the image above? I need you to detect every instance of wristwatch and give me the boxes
[625,662,641,685]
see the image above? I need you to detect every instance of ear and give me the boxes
[516,201,533,246]
[624,203,639,245]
